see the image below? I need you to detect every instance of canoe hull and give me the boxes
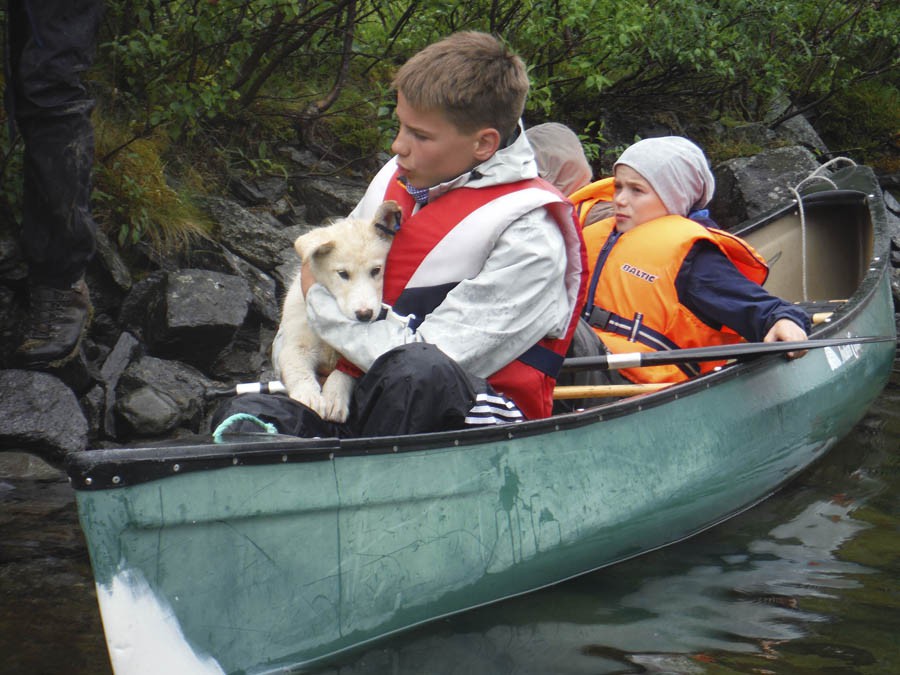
[69,167,897,674]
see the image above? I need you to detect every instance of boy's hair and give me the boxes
[392,31,529,142]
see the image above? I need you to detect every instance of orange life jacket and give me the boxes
[581,215,769,383]
[569,177,615,227]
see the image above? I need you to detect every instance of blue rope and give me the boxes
[212,413,278,444]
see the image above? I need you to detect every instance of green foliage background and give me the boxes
[1,0,897,249]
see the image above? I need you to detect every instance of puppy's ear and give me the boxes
[294,229,336,263]
[372,200,402,240]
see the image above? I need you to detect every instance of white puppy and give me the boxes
[274,200,400,422]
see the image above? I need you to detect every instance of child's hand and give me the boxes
[763,318,808,359]
[300,260,316,297]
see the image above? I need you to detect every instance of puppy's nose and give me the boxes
[355,308,374,322]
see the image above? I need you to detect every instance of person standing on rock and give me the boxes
[6,0,104,368]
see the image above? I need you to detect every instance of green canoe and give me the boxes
[67,164,897,675]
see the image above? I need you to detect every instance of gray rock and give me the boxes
[256,176,289,203]
[0,370,89,463]
[203,196,294,272]
[99,332,142,437]
[881,173,900,192]
[212,323,274,382]
[0,230,27,282]
[289,176,366,223]
[274,255,301,296]
[144,269,251,369]
[228,175,268,205]
[165,241,280,324]
[119,272,166,340]
[100,331,141,383]
[115,386,183,437]
[765,93,829,155]
[883,192,900,241]
[281,223,312,244]
[278,146,340,174]
[219,248,280,324]
[0,451,63,480]
[711,146,822,230]
[92,228,133,292]
[114,356,215,437]
[46,348,97,396]
[772,114,829,156]
[884,190,900,216]
[81,384,106,439]
[0,285,22,360]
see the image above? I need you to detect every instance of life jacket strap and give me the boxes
[585,306,700,378]
[516,343,565,378]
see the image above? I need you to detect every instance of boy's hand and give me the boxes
[300,260,316,298]
[763,318,808,359]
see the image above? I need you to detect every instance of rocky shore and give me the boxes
[1,121,898,466]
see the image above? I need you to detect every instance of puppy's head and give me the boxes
[294,201,400,322]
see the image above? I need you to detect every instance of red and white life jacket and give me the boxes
[376,171,587,418]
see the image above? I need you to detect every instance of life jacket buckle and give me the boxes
[587,307,612,330]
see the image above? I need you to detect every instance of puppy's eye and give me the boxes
[338,271,350,280]
[370,266,382,278]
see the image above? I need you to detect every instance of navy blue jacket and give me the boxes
[676,241,811,342]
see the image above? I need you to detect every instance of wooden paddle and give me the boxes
[559,335,895,373]
[553,383,671,399]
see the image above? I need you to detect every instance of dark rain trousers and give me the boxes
[211,343,497,438]
[6,0,104,287]
[552,318,628,413]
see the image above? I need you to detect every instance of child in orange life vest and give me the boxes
[581,136,810,385]
[214,32,586,437]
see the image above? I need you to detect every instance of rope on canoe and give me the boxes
[212,413,278,443]
[788,157,857,302]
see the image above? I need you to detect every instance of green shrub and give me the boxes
[812,81,900,171]
[4,1,894,247]
[93,115,212,251]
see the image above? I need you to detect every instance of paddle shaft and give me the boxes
[207,381,287,398]
[214,380,671,401]
[560,335,894,373]
[210,335,893,397]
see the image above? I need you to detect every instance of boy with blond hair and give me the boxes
[215,31,586,437]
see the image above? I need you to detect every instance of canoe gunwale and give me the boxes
[65,176,896,492]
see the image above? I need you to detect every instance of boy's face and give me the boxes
[613,165,669,232]
[391,92,495,189]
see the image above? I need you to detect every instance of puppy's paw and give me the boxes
[320,371,355,423]
[287,382,328,418]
